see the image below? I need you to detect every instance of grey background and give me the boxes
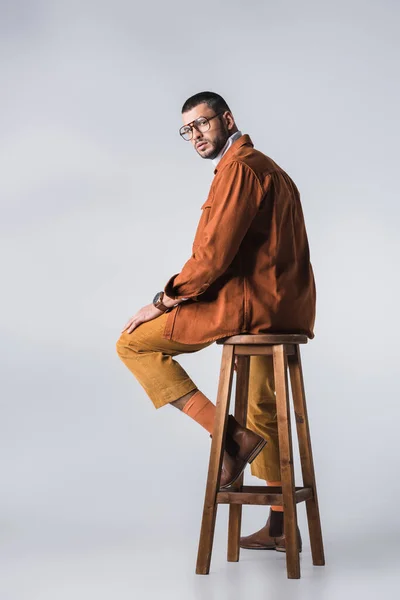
[1,0,399,598]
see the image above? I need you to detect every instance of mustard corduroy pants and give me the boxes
[116,311,281,481]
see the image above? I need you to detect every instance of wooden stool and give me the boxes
[195,334,325,579]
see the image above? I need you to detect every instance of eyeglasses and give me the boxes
[179,112,225,141]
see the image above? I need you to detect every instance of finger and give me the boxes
[121,318,134,333]
[127,319,142,334]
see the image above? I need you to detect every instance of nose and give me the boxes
[192,127,203,143]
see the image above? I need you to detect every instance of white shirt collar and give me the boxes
[212,130,243,168]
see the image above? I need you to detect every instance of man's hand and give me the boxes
[120,293,181,334]
[121,303,163,334]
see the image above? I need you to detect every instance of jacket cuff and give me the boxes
[164,273,209,300]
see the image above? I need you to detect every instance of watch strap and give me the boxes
[153,291,169,313]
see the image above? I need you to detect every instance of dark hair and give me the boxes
[181,91,231,115]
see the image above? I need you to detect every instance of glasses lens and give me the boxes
[180,126,192,140]
[196,117,210,132]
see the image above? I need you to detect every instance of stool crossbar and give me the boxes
[195,334,325,579]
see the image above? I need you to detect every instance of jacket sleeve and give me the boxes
[164,160,269,300]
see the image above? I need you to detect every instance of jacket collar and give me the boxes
[213,133,254,175]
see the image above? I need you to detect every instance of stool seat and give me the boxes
[217,333,309,345]
[196,332,325,580]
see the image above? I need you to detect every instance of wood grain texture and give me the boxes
[217,487,313,505]
[234,344,296,356]
[217,334,308,345]
[273,344,301,579]
[196,344,235,575]
[288,345,325,566]
[227,354,250,562]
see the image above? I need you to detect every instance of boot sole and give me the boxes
[240,539,303,552]
[240,543,276,550]
[220,438,268,489]
[247,438,268,465]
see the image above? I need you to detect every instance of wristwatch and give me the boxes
[152,291,169,312]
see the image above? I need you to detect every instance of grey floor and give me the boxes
[2,360,399,600]
[2,503,398,600]
[3,347,399,599]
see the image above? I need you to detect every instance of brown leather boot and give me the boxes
[240,509,302,552]
[240,509,284,549]
[275,526,302,553]
[212,415,267,489]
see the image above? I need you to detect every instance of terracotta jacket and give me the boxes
[162,134,316,345]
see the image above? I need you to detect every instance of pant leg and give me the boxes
[246,354,281,481]
[116,312,213,409]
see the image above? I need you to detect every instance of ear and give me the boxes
[224,111,236,132]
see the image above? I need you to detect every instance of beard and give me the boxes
[196,121,231,160]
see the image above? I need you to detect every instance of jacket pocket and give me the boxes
[200,199,212,210]
[193,197,213,249]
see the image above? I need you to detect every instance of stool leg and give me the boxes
[196,344,235,575]
[227,355,250,562]
[288,345,325,566]
[273,344,301,579]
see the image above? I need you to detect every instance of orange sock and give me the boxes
[182,390,216,434]
[267,480,284,512]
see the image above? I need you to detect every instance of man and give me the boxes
[116,91,316,552]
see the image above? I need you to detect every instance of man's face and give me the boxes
[181,102,233,160]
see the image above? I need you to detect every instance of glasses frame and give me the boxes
[179,111,225,141]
